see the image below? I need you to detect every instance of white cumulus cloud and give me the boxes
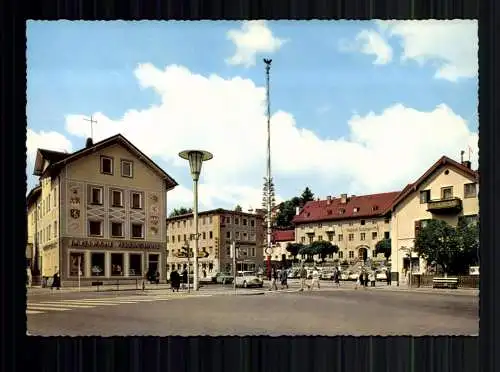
[59,63,477,212]
[26,128,73,165]
[226,21,287,67]
[339,28,393,65]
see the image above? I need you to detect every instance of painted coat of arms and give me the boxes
[70,209,80,219]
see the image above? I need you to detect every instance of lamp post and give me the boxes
[179,150,213,291]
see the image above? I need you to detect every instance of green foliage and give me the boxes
[286,243,304,258]
[169,207,193,218]
[414,219,479,275]
[301,187,315,203]
[274,188,315,228]
[375,238,392,259]
[234,205,243,212]
[310,241,339,262]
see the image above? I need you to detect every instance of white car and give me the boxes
[376,271,388,281]
[235,271,264,288]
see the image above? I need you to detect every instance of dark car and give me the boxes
[212,272,234,284]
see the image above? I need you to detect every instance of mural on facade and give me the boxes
[68,183,82,234]
[148,192,160,236]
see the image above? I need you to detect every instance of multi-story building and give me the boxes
[271,229,295,262]
[27,134,177,286]
[292,192,400,263]
[26,185,42,276]
[166,209,265,276]
[386,156,479,282]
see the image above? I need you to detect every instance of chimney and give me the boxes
[340,193,347,204]
[326,195,332,205]
[461,150,465,163]
[85,137,94,148]
[463,160,472,169]
[295,206,300,215]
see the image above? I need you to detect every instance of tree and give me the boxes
[298,245,315,262]
[310,241,339,262]
[375,238,392,260]
[301,187,315,203]
[449,219,479,274]
[414,219,460,276]
[286,243,304,261]
[275,196,302,228]
[169,207,193,217]
[234,205,243,212]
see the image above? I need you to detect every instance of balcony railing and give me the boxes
[427,197,463,214]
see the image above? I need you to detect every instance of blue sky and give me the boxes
[27,20,478,213]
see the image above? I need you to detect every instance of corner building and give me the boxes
[292,192,399,263]
[387,156,479,283]
[166,209,265,275]
[28,134,177,286]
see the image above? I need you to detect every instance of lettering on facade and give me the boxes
[345,226,378,233]
[429,199,460,209]
[68,238,162,250]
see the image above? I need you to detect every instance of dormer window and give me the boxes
[372,205,379,211]
[121,160,133,178]
[353,207,359,213]
[100,156,113,175]
[339,209,345,215]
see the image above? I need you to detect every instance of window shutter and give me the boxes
[414,220,422,237]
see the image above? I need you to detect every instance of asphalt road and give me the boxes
[27,282,478,336]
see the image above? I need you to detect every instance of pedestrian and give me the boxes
[299,264,308,291]
[309,266,320,290]
[333,269,340,288]
[51,271,61,290]
[363,270,369,288]
[269,266,278,291]
[280,268,288,289]
[386,269,391,285]
[155,271,160,284]
[170,270,177,292]
[355,271,362,290]
[182,269,188,290]
[369,271,376,287]
[26,267,32,288]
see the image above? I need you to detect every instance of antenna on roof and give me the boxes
[83,115,97,147]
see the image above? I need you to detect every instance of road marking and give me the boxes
[38,302,97,308]
[27,306,72,311]
[58,300,122,306]
[27,310,44,314]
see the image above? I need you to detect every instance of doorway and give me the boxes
[358,247,368,261]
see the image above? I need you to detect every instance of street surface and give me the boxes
[27,280,478,336]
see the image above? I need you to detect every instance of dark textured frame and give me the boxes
[1,0,497,371]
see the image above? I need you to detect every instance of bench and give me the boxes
[432,277,458,289]
[91,281,104,291]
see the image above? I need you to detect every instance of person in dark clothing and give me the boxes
[363,271,369,287]
[182,269,188,290]
[280,269,288,289]
[170,270,180,292]
[386,269,391,285]
[51,271,61,290]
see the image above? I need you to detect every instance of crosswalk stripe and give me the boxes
[27,310,44,314]
[38,302,96,308]
[61,299,137,304]
[55,301,121,306]
[27,306,72,311]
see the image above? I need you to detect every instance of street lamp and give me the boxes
[179,150,213,291]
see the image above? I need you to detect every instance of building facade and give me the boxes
[270,229,295,262]
[292,192,400,263]
[28,134,177,285]
[387,156,479,282]
[166,209,265,276]
[26,185,42,272]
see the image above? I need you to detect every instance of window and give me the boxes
[183,220,186,227]
[384,218,390,224]
[338,234,343,241]
[318,235,323,241]
[235,218,239,225]
[371,220,376,224]
[88,220,103,236]
[309,236,314,244]
[372,231,378,240]
[209,216,212,224]
[53,191,56,208]
[166,235,169,243]
[338,251,343,259]
[360,233,366,241]
[301,236,305,243]
[360,220,365,225]
[129,254,142,276]
[327,232,334,241]
[348,233,354,241]
[183,234,187,242]
[251,248,256,257]
[131,223,144,239]
[111,253,124,276]
[226,231,231,239]
[177,221,180,228]
[348,251,354,259]
[121,160,133,178]
[69,252,85,277]
[202,232,206,239]
[131,192,142,209]
[249,232,256,241]
[250,220,255,227]
[384,231,390,239]
[54,221,57,236]
[48,225,51,240]
[209,231,213,239]
[243,218,247,226]
[111,190,123,207]
[464,183,477,198]
[243,232,248,240]
[353,207,359,213]
[236,231,240,240]
[420,190,431,203]
[441,186,453,200]
[91,187,103,205]
[318,223,322,228]
[172,235,175,243]
[111,222,124,237]
[226,216,231,224]
[91,253,105,276]
[100,156,113,175]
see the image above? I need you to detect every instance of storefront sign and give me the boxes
[68,238,162,250]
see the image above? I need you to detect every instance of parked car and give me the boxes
[212,272,234,284]
[376,270,387,281]
[235,271,264,288]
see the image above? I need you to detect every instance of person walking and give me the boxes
[355,271,362,290]
[51,270,61,290]
[386,269,391,285]
[333,269,340,288]
[299,265,308,291]
[170,270,178,292]
[269,266,278,291]
[182,269,188,290]
[362,270,369,289]
[280,268,289,289]
[309,267,320,290]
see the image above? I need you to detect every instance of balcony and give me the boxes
[427,197,463,214]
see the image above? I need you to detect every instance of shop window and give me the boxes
[111,253,124,276]
[90,253,105,276]
[69,252,84,277]
[129,253,142,276]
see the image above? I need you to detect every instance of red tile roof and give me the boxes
[386,155,479,213]
[292,192,400,224]
[272,229,295,242]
